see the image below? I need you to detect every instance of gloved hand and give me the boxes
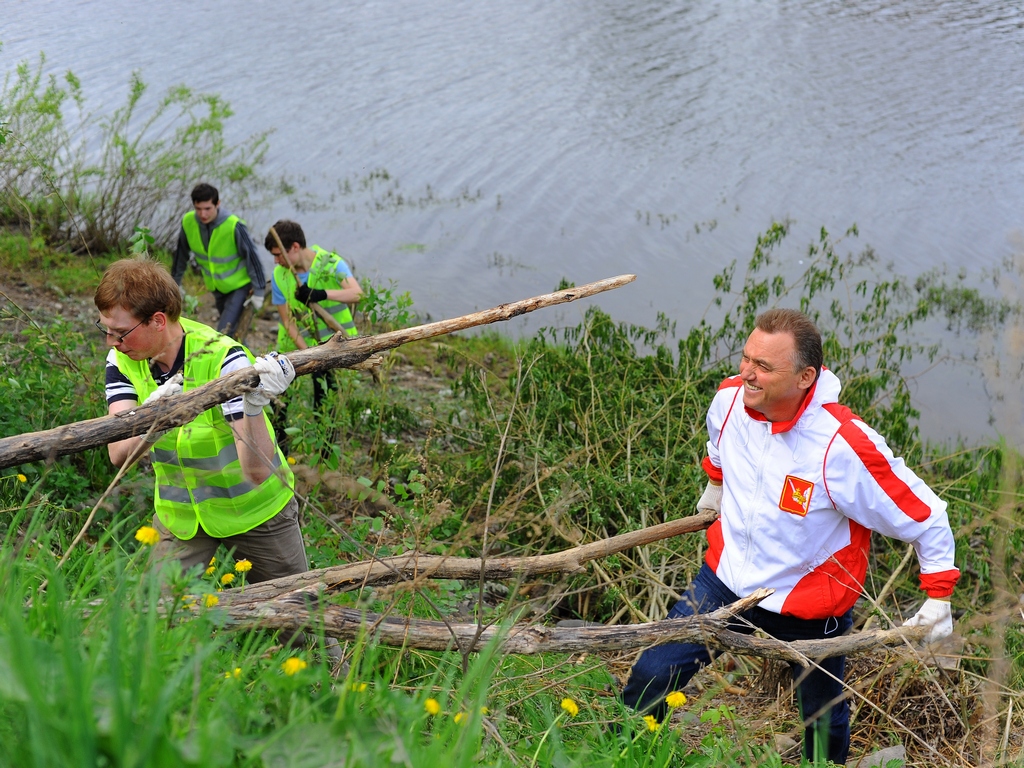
[295,283,328,306]
[143,373,184,406]
[141,373,183,442]
[242,352,296,416]
[245,292,265,311]
[696,481,723,516]
[902,598,953,643]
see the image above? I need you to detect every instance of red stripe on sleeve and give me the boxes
[836,421,933,523]
[920,568,959,598]
[702,455,723,483]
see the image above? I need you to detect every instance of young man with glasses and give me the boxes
[95,257,305,583]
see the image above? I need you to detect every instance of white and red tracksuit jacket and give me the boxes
[701,368,959,620]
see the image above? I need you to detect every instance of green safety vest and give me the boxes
[116,318,294,539]
[274,245,358,352]
[181,211,250,294]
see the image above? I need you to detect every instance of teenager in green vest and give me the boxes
[264,219,363,416]
[171,182,268,339]
[95,257,305,583]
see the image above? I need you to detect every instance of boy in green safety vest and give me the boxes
[171,182,268,339]
[264,219,363,421]
[96,257,306,584]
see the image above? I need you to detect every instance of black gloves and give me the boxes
[295,283,328,305]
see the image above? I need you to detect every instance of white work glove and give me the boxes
[696,481,723,516]
[245,293,265,312]
[143,373,184,406]
[141,373,183,442]
[242,352,295,416]
[902,598,953,644]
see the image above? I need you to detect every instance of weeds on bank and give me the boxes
[2,223,1024,765]
[0,47,272,252]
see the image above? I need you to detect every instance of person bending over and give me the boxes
[96,257,305,582]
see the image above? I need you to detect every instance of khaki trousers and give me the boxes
[152,496,308,584]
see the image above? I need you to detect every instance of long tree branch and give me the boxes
[0,274,635,469]
[219,510,718,604]
[216,588,929,659]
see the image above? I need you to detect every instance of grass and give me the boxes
[1,228,1023,766]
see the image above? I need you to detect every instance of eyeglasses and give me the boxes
[95,316,149,344]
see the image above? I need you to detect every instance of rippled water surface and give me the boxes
[4,0,1024,444]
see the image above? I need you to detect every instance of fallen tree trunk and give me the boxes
[0,274,635,469]
[221,509,718,604]
[218,588,928,660]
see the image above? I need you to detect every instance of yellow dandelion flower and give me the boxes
[224,667,241,679]
[665,691,687,708]
[349,682,368,692]
[220,572,235,585]
[424,698,441,716]
[282,657,307,676]
[203,594,219,608]
[235,559,253,573]
[480,706,490,715]
[209,556,217,565]
[16,473,28,483]
[287,456,297,465]
[453,712,466,724]
[134,526,159,546]
[560,698,579,717]
[643,715,660,732]
[205,566,216,576]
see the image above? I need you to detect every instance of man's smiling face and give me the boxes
[738,328,816,422]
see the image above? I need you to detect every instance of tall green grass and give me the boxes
[2,223,1023,765]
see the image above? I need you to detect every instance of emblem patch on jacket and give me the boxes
[779,475,814,516]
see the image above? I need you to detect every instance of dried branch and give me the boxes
[0,274,635,469]
[220,510,718,604]
[216,588,928,659]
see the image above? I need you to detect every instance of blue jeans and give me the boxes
[213,285,250,338]
[621,563,852,764]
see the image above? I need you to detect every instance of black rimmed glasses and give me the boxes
[95,316,149,344]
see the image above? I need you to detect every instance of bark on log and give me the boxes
[221,509,718,604]
[703,625,929,664]
[216,589,928,660]
[0,274,635,469]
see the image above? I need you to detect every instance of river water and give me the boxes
[4,0,1024,446]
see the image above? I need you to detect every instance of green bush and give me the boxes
[0,49,272,253]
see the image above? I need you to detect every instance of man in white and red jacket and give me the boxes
[622,308,958,764]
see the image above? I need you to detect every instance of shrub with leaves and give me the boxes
[0,50,272,252]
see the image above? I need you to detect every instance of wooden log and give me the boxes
[220,509,718,604]
[216,588,928,659]
[0,274,635,469]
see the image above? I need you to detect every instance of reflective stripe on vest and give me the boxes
[181,212,250,294]
[274,246,358,351]
[116,318,293,539]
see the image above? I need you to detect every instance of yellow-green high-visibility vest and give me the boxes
[274,245,358,352]
[181,211,250,294]
[116,318,294,539]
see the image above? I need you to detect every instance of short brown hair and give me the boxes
[755,308,822,376]
[190,182,219,205]
[265,219,306,252]
[94,258,182,322]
